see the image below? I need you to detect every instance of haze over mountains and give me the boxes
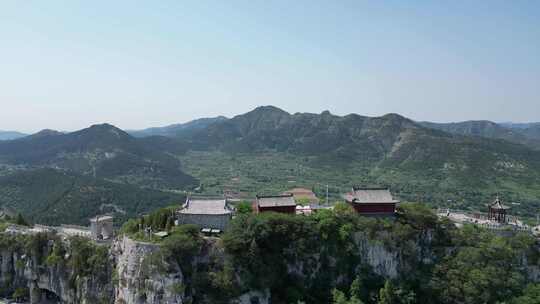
[1,105,540,225]
[129,110,540,150]
[420,121,540,150]
[0,130,27,141]
[128,117,228,138]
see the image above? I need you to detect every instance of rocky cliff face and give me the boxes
[0,238,113,303]
[1,229,536,304]
[354,232,401,279]
[65,233,429,303]
[353,229,437,279]
[114,236,186,304]
[0,235,191,304]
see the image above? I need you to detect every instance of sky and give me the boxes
[1,1,539,133]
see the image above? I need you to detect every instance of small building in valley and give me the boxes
[90,215,114,240]
[177,196,233,231]
[344,187,399,216]
[283,188,320,204]
[256,194,297,214]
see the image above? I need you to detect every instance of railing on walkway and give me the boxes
[437,208,531,232]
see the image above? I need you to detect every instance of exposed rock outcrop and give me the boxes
[0,241,113,304]
[114,236,186,304]
[354,233,400,279]
[2,229,537,304]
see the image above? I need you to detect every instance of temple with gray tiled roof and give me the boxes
[344,187,399,216]
[177,196,233,231]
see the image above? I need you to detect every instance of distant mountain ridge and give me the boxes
[25,129,64,139]
[0,130,27,141]
[420,120,540,150]
[179,106,425,156]
[121,113,540,151]
[129,116,228,138]
[179,106,540,164]
[504,123,540,141]
[501,122,540,130]
[0,123,196,189]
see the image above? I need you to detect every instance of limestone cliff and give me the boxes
[1,228,536,304]
[0,234,113,303]
[114,236,186,304]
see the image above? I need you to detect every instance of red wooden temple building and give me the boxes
[256,194,297,214]
[344,187,399,216]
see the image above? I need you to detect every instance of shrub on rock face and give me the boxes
[160,224,203,272]
[15,213,29,226]
[12,287,29,302]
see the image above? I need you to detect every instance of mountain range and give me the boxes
[0,123,196,189]
[1,106,540,224]
[0,124,195,225]
[129,110,540,151]
[419,120,540,150]
[128,116,228,138]
[0,130,27,141]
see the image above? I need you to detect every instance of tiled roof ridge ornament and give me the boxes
[490,194,509,210]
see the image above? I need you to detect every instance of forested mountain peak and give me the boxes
[0,123,196,190]
[26,129,63,139]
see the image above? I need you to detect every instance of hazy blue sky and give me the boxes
[1,1,539,133]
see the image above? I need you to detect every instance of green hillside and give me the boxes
[0,123,197,190]
[0,168,185,226]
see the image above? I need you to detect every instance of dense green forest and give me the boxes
[178,150,540,219]
[118,203,540,304]
[0,169,185,225]
[2,202,539,303]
